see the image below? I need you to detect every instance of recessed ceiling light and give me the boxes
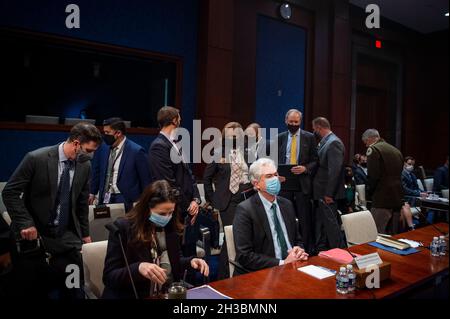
[445,12,449,17]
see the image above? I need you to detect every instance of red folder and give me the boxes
[318,248,361,264]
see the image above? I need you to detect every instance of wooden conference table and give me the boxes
[209,223,449,299]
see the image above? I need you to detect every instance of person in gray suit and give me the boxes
[2,123,102,298]
[311,117,346,251]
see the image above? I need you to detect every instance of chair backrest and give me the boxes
[341,210,378,246]
[2,211,11,226]
[442,189,449,200]
[0,182,7,214]
[424,178,434,192]
[81,240,108,298]
[417,179,425,191]
[88,203,126,241]
[355,184,366,206]
[223,225,235,278]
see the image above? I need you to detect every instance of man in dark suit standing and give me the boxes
[233,158,308,275]
[312,117,346,251]
[276,109,317,254]
[2,123,102,298]
[148,106,201,257]
[89,118,151,212]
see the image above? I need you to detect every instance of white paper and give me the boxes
[297,265,335,280]
[355,253,383,269]
[398,238,421,248]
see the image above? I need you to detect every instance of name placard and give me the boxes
[354,253,383,269]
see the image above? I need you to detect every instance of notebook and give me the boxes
[318,248,361,264]
[187,285,232,299]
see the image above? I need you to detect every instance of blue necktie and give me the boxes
[54,160,73,233]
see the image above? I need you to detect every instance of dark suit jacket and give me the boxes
[102,218,192,299]
[233,194,304,275]
[313,133,346,200]
[2,145,90,242]
[148,134,200,213]
[276,130,318,195]
[353,165,368,186]
[433,165,449,192]
[401,170,421,197]
[90,139,151,206]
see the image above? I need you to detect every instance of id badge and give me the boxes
[103,192,111,204]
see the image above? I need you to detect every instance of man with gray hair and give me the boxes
[232,158,308,275]
[275,109,318,254]
[362,129,404,234]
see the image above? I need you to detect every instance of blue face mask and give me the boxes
[264,177,281,196]
[149,212,172,228]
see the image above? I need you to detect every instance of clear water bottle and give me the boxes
[439,236,447,256]
[346,264,356,293]
[430,237,440,257]
[336,267,349,294]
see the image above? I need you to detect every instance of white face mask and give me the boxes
[405,165,414,172]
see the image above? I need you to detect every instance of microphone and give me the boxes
[105,222,139,299]
[414,208,448,237]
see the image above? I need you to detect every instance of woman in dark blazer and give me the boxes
[102,180,209,299]
[203,122,253,279]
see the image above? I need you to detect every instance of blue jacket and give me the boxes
[90,139,151,206]
[401,169,421,197]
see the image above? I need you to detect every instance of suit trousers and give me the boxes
[11,230,84,299]
[314,201,345,251]
[279,190,313,254]
[371,208,400,234]
[110,193,133,213]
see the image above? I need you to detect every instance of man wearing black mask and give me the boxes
[89,118,151,212]
[353,154,368,186]
[2,123,102,298]
[275,109,318,254]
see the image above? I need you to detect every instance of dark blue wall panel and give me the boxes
[0,0,198,181]
[255,15,306,132]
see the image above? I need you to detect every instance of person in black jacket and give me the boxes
[203,122,252,279]
[148,106,201,257]
[102,180,209,299]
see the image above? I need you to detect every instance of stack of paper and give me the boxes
[297,265,336,280]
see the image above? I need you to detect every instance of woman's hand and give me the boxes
[190,258,209,277]
[138,262,167,285]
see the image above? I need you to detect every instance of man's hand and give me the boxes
[88,194,96,205]
[20,226,38,241]
[323,196,334,205]
[291,165,307,175]
[289,246,309,261]
[138,262,167,285]
[191,258,210,277]
[82,236,92,244]
[188,201,200,225]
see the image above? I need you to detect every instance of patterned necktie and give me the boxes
[290,134,297,165]
[105,147,117,194]
[229,151,240,194]
[54,160,73,232]
[271,203,288,259]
